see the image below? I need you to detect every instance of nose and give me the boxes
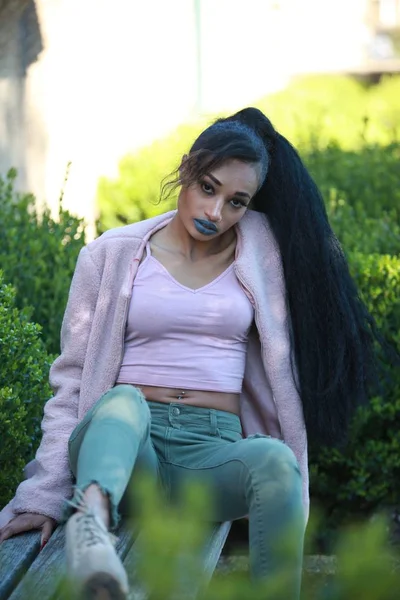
[204,198,223,222]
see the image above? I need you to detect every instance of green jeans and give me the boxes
[67,385,305,595]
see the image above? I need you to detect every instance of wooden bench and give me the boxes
[0,521,231,599]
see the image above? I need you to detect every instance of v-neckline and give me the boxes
[147,254,235,294]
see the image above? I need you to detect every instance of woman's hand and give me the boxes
[0,513,57,547]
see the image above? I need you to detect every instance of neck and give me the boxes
[156,214,236,261]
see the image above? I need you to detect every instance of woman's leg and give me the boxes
[212,436,305,596]
[65,385,160,598]
[159,407,304,599]
[68,384,159,528]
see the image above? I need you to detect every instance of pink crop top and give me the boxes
[117,243,254,393]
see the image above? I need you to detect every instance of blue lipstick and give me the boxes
[193,219,218,236]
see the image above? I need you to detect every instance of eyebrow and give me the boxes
[207,173,251,199]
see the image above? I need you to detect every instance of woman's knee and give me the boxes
[93,385,150,427]
[241,436,301,487]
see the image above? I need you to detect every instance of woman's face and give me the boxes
[177,159,260,240]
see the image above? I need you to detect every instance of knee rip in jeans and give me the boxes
[246,434,299,473]
[94,388,149,428]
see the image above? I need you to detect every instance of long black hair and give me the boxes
[168,107,390,447]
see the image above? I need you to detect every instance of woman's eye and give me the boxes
[230,198,246,209]
[201,182,214,195]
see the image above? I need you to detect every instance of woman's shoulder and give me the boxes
[85,211,177,254]
[239,209,268,231]
[237,210,276,248]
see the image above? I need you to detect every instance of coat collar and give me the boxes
[96,208,273,249]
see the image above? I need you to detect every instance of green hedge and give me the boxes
[0,273,52,508]
[0,170,86,506]
[305,142,400,220]
[258,75,370,150]
[96,121,204,232]
[0,170,86,355]
[309,253,400,538]
[258,74,400,149]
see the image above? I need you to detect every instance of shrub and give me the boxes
[0,272,52,508]
[328,201,400,256]
[258,74,369,150]
[0,169,86,355]
[305,142,400,219]
[310,253,400,537]
[97,122,204,232]
[367,76,400,142]
[259,74,400,149]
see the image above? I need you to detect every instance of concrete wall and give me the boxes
[1,0,200,233]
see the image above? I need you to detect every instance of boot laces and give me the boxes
[67,488,118,550]
[77,512,118,549]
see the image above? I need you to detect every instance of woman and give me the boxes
[0,108,381,599]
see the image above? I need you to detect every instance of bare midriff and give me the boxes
[135,385,241,416]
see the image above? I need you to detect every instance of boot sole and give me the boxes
[82,572,128,599]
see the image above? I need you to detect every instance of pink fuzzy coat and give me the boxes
[0,210,309,527]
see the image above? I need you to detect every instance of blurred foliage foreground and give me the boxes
[29,479,398,600]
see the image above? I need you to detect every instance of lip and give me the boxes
[193,219,219,236]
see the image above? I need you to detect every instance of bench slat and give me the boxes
[200,521,232,584]
[8,526,65,600]
[1,521,228,599]
[115,525,137,561]
[6,523,136,600]
[123,541,147,600]
[0,532,40,600]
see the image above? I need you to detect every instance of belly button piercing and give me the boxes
[176,390,185,401]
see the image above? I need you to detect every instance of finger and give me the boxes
[0,517,36,543]
[40,520,55,547]
[0,521,19,543]
[0,525,16,543]
[0,528,8,543]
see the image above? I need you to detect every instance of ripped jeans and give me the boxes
[66,385,305,596]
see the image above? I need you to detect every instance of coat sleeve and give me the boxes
[0,246,101,525]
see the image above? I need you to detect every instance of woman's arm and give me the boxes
[4,246,101,523]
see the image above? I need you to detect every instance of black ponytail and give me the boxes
[222,107,386,446]
[169,106,394,446]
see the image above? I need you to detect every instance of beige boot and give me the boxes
[65,508,129,599]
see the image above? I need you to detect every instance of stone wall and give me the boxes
[0,1,44,199]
